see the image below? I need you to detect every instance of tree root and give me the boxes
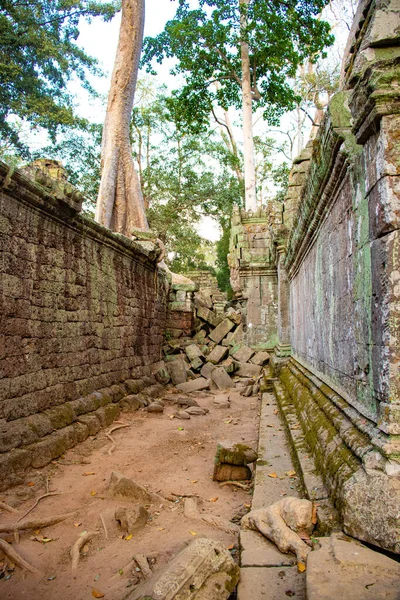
[0,501,19,514]
[100,514,108,540]
[71,531,99,571]
[0,538,40,575]
[106,423,129,455]
[219,481,252,490]
[0,512,76,535]
[17,492,62,522]
[184,497,239,535]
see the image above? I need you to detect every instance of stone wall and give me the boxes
[273,0,400,553]
[0,162,168,489]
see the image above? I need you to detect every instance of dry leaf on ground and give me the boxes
[268,473,278,478]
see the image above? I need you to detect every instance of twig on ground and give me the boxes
[17,492,62,522]
[0,501,19,514]
[107,424,129,435]
[100,514,108,540]
[171,492,199,498]
[0,512,76,535]
[219,481,252,490]
[106,423,129,455]
[0,538,40,575]
[71,531,99,571]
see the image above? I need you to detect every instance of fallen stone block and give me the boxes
[229,323,243,346]
[128,537,239,600]
[307,536,400,600]
[209,318,235,344]
[176,410,191,419]
[213,397,231,409]
[190,357,204,371]
[220,358,238,373]
[185,343,205,363]
[211,367,234,390]
[207,345,229,364]
[142,384,165,398]
[235,363,262,378]
[226,307,241,325]
[176,378,211,393]
[200,362,215,379]
[250,351,270,366]
[197,306,218,326]
[166,358,188,385]
[215,441,257,466]
[153,363,171,385]
[213,463,252,481]
[144,403,164,413]
[194,290,213,310]
[121,395,142,411]
[231,345,255,363]
[176,396,199,407]
[185,406,208,416]
[115,505,149,535]
[193,329,207,344]
[108,471,164,505]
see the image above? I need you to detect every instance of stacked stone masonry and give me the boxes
[0,162,168,490]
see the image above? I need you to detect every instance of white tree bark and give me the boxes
[95,0,148,234]
[240,0,257,212]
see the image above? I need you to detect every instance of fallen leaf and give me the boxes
[27,482,35,487]
[273,410,279,415]
[227,543,235,550]
[189,531,197,536]
[190,480,198,484]
[125,534,133,541]
[92,589,105,598]
[224,419,232,424]
[208,497,218,503]
[243,503,251,509]
[177,427,184,431]
[285,470,296,477]
[297,562,306,573]
[83,472,96,476]
[268,473,278,478]
[73,522,82,528]
[157,527,165,531]
[90,490,97,497]
[311,503,318,525]
[266,424,275,428]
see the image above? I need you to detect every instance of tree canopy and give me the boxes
[0,0,118,155]
[142,0,333,127]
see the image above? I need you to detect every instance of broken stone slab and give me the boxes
[128,537,240,600]
[185,344,205,363]
[220,358,238,373]
[194,290,213,310]
[229,324,243,346]
[207,345,229,364]
[215,441,257,466]
[197,306,218,326]
[235,363,262,378]
[250,351,270,366]
[221,332,233,347]
[240,530,296,567]
[307,536,400,600]
[176,378,211,393]
[115,505,149,534]
[213,463,252,481]
[153,365,171,385]
[231,345,255,363]
[190,357,204,371]
[193,329,207,344]
[226,307,242,325]
[200,362,216,379]
[209,318,236,344]
[166,358,188,385]
[211,367,234,390]
[108,472,165,505]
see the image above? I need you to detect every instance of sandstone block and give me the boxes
[209,318,235,344]
[231,345,255,363]
[211,367,234,390]
[200,362,215,379]
[190,357,203,371]
[226,307,241,325]
[185,344,205,362]
[176,378,210,393]
[215,441,257,466]
[229,324,243,346]
[128,537,239,600]
[197,306,217,326]
[166,358,188,385]
[220,358,238,374]
[213,463,252,481]
[108,471,162,505]
[207,345,229,364]
[153,363,171,385]
[115,505,149,535]
[251,351,271,365]
[235,363,262,378]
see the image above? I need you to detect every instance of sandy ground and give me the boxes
[0,388,260,600]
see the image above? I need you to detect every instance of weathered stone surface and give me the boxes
[220,358,238,373]
[115,505,149,534]
[108,471,162,504]
[235,363,262,378]
[207,345,229,364]
[215,441,257,466]
[176,378,210,393]
[307,536,400,600]
[190,357,203,371]
[231,345,255,363]
[166,358,188,385]
[176,396,199,407]
[176,410,191,419]
[128,537,239,600]
[240,530,296,567]
[226,307,241,325]
[213,463,252,481]
[185,406,207,416]
[200,362,215,379]
[237,566,305,600]
[145,403,164,413]
[229,324,243,346]
[197,306,218,326]
[211,367,234,390]
[250,351,270,366]
[185,344,205,362]
[153,363,171,385]
[209,318,235,344]
[193,329,208,344]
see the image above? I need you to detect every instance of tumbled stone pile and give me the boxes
[155,289,271,398]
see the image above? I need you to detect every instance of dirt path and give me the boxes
[0,389,260,600]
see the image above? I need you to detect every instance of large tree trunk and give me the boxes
[240,0,257,212]
[95,0,148,234]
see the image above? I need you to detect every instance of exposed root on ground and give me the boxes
[0,538,41,575]
[71,531,100,571]
[17,492,62,522]
[184,497,239,535]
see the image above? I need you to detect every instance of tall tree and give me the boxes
[95,0,148,234]
[142,0,332,210]
[0,0,118,156]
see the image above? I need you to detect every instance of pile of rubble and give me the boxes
[155,290,271,403]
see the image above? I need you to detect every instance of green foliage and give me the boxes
[142,0,333,127]
[0,0,118,155]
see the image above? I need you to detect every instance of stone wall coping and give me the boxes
[0,161,164,271]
